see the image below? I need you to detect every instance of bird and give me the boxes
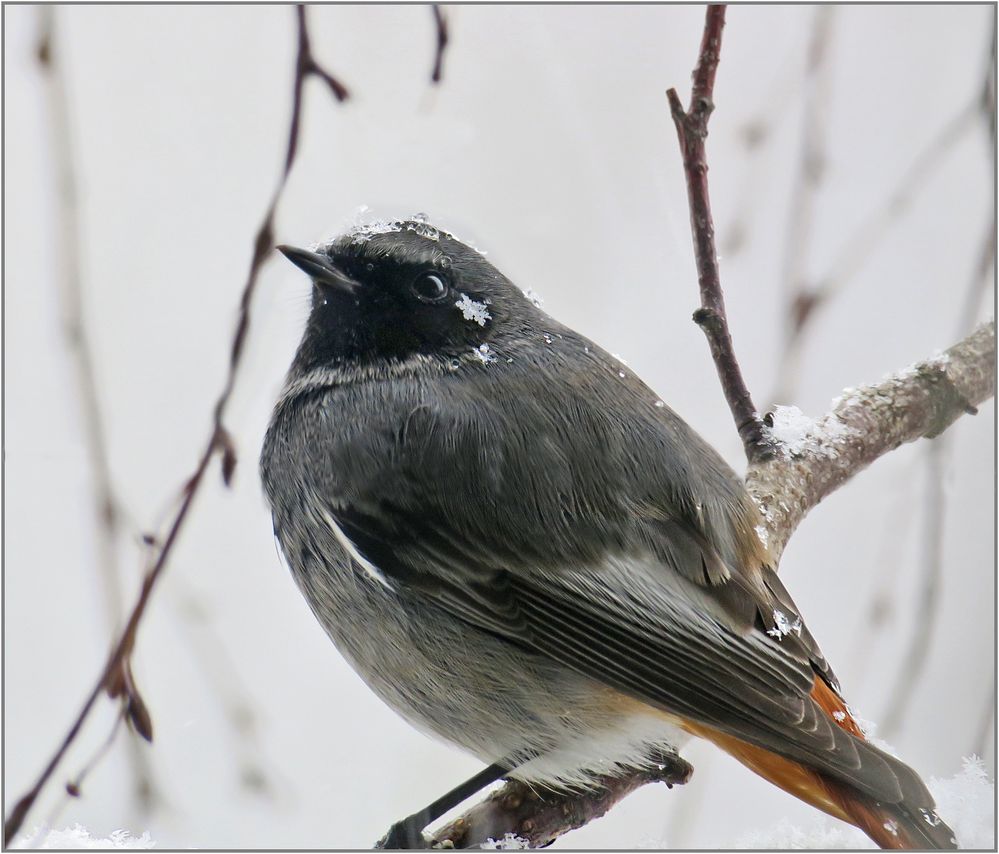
[260,217,956,849]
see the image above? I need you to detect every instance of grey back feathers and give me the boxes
[261,220,953,847]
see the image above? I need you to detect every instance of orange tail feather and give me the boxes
[680,677,955,849]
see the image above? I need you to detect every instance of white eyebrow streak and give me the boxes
[320,507,394,590]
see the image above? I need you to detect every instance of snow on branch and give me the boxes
[747,321,995,562]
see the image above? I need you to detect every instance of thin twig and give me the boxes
[3,6,349,844]
[666,5,772,464]
[34,708,128,847]
[430,5,449,84]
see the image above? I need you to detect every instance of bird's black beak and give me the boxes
[277,245,358,293]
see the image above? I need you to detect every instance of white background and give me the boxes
[4,5,995,849]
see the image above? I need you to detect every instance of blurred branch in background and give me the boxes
[430,5,449,84]
[719,59,798,259]
[770,6,834,407]
[35,4,158,818]
[770,14,995,406]
[171,586,282,799]
[879,17,995,740]
[4,5,352,843]
[971,674,997,759]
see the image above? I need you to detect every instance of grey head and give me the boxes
[278,219,542,376]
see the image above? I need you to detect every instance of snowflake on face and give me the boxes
[455,293,491,326]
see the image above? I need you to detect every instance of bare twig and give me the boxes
[34,708,128,845]
[666,5,772,464]
[3,6,349,844]
[430,5,449,84]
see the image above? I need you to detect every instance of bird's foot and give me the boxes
[376,815,429,850]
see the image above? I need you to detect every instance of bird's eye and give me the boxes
[411,271,449,303]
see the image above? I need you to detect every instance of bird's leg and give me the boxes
[376,761,511,849]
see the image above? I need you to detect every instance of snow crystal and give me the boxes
[767,608,802,640]
[523,288,545,308]
[455,293,491,326]
[480,833,530,850]
[347,218,405,244]
[543,333,554,345]
[17,825,155,849]
[618,371,626,379]
[473,344,496,364]
[832,710,846,722]
[754,524,769,548]
[344,211,447,245]
[406,212,440,240]
[763,405,854,459]
[931,756,995,849]
[738,817,869,849]
[655,400,666,409]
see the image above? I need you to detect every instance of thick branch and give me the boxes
[427,756,692,849]
[666,5,772,464]
[747,321,995,562]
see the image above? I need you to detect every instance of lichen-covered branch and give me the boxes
[747,321,995,563]
[427,756,692,849]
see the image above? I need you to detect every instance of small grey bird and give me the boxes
[260,218,955,849]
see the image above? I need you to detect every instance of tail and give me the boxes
[688,678,957,849]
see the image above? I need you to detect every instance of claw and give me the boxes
[377,816,428,850]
